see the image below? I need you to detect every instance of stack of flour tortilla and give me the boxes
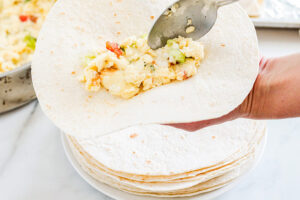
[67,119,266,197]
[31,0,265,197]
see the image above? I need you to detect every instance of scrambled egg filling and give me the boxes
[80,36,204,99]
[0,0,56,73]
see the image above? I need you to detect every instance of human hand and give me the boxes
[167,53,300,131]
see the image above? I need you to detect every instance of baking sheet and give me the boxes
[252,0,300,28]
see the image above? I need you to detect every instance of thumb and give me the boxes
[165,107,241,131]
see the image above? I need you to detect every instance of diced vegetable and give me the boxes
[19,15,38,23]
[169,49,186,63]
[29,15,38,23]
[183,71,188,80]
[130,42,137,48]
[19,15,28,22]
[167,39,186,63]
[167,39,175,47]
[167,39,180,49]
[106,41,123,58]
[24,35,37,50]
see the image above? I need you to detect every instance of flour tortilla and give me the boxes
[32,0,259,138]
[70,135,254,183]
[69,138,254,192]
[75,147,245,197]
[69,119,265,177]
[67,123,266,197]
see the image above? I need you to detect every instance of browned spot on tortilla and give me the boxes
[88,95,93,98]
[221,44,226,47]
[116,0,122,2]
[112,112,119,117]
[132,151,136,154]
[150,16,155,20]
[117,31,121,35]
[113,13,117,17]
[71,71,76,75]
[209,102,215,107]
[75,26,85,33]
[46,104,51,109]
[146,160,151,164]
[50,50,54,54]
[180,135,185,139]
[212,136,216,139]
[115,21,121,24]
[130,133,138,139]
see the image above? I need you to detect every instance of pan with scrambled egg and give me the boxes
[0,0,56,73]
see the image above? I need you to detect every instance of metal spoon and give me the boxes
[148,0,238,50]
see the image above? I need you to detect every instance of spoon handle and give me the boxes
[216,0,239,7]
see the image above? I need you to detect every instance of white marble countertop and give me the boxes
[0,28,300,200]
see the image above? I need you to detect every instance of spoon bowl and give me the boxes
[148,0,238,49]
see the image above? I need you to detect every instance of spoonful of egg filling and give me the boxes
[79,35,204,99]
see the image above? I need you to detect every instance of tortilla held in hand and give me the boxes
[32,0,259,137]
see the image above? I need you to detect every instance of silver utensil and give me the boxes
[148,0,238,49]
[0,63,36,114]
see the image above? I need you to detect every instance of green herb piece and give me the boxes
[169,49,186,63]
[130,42,137,48]
[24,35,37,50]
[167,39,175,47]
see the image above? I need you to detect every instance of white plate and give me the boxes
[61,132,267,200]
